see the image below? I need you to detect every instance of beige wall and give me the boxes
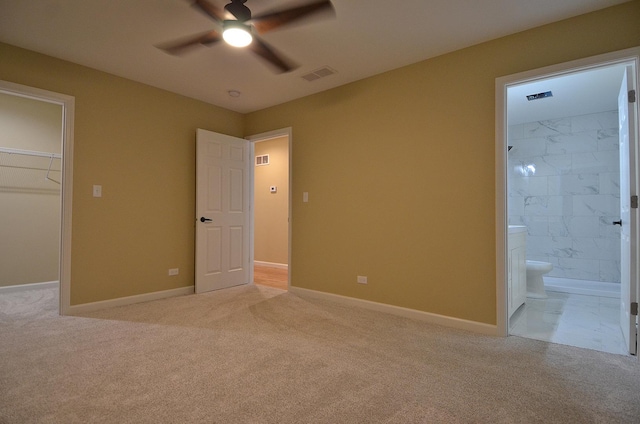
[254,136,289,265]
[245,2,640,325]
[0,93,62,287]
[0,42,244,304]
[0,2,638,322]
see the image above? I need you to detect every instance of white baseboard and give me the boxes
[67,286,194,315]
[254,261,288,270]
[0,281,58,294]
[289,287,497,336]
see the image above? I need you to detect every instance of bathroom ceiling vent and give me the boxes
[302,66,336,82]
[526,91,553,101]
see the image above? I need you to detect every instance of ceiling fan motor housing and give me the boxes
[225,0,252,21]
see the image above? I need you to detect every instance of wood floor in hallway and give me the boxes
[254,264,288,290]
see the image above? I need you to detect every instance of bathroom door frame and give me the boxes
[0,80,75,316]
[495,47,640,343]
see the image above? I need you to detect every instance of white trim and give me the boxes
[0,281,58,294]
[0,80,74,316]
[254,260,288,270]
[290,287,498,336]
[495,74,508,336]
[246,128,293,291]
[66,286,194,315]
[495,46,640,338]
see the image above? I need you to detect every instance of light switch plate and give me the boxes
[93,185,102,198]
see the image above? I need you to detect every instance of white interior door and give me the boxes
[618,66,638,356]
[196,129,250,293]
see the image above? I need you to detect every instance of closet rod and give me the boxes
[0,147,61,159]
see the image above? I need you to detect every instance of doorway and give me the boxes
[248,129,292,291]
[495,48,640,356]
[0,80,75,315]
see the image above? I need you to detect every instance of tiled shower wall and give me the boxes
[508,110,620,283]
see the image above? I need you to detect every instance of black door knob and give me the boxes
[613,220,622,226]
[200,217,212,223]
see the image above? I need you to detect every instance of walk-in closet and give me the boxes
[0,92,62,297]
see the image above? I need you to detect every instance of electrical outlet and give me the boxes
[168,268,179,276]
[357,275,367,284]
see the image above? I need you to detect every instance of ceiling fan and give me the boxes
[157,0,335,73]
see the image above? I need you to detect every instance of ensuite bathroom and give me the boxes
[506,63,631,355]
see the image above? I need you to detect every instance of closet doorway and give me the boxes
[0,80,75,315]
[248,129,291,291]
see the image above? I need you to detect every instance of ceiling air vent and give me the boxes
[302,66,336,82]
[526,91,553,101]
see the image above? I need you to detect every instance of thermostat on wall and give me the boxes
[270,186,277,193]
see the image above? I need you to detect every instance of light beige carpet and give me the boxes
[1,285,639,423]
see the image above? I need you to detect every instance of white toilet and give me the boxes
[525,260,553,298]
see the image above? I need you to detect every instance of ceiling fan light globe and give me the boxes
[223,26,252,47]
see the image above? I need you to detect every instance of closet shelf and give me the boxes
[0,146,62,190]
[0,146,61,159]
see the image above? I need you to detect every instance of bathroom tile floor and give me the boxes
[509,291,630,356]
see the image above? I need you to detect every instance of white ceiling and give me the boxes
[508,64,629,125]
[0,0,631,113]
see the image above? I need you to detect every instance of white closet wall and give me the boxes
[0,93,62,288]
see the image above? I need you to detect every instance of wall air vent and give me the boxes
[302,66,337,82]
[526,91,553,101]
[255,154,269,166]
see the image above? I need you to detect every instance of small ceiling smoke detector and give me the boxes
[228,90,241,98]
[301,66,336,82]
[526,91,553,101]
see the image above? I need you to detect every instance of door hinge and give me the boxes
[632,302,638,316]
[630,89,636,103]
[632,195,639,209]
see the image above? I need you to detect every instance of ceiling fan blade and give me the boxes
[156,30,222,55]
[191,0,225,23]
[249,37,298,73]
[251,0,335,34]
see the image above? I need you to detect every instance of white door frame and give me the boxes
[246,127,292,289]
[495,47,640,338]
[0,80,75,316]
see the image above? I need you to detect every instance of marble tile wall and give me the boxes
[508,110,620,283]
